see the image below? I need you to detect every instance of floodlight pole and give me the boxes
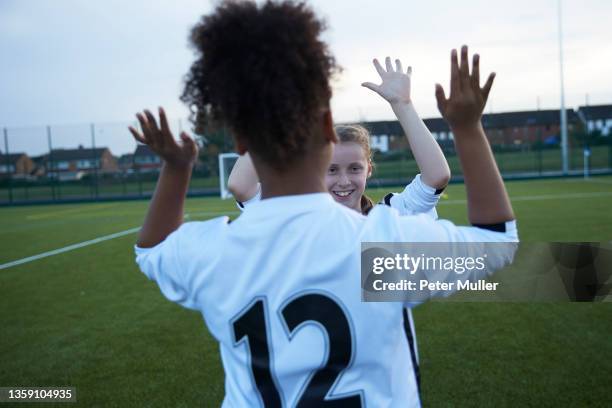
[558,0,569,174]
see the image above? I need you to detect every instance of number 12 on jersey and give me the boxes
[231,293,363,407]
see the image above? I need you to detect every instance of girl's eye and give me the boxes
[328,167,337,174]
[351,166,363,172]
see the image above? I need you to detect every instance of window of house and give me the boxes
[77,160,90,169]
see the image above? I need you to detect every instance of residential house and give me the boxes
[480,109,580,147]
[133,145,162,173]
[360,108,581,153]
[577,104,612,136]
[117,153,134,173]
[0,152,35,179]
[46,146,118,180]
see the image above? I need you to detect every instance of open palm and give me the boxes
[362,57,412,105]
[128,107,198,169]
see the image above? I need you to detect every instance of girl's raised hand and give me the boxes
[128,107,198,170]
[362,57,412,105]
[434,46,495,131]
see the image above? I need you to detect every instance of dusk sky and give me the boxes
[1,0,611,155]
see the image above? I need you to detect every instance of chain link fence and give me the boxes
[1,118,611,205]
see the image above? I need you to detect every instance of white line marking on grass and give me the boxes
[7,191,605,270]
[439,191,612,205]
[0,227,141,270]
[0,210,240,270]
[26,203,118,220]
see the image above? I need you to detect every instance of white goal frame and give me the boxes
[218,152,240,199]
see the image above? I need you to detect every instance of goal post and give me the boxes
[218,152,240,199]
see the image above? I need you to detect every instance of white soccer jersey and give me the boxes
[378,174,443,219]
[236,174,443,383]
[135,193,517,407]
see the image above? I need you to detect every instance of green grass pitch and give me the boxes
[1,177,611,407]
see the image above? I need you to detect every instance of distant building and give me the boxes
[577,104,612,136]
[0,152,35,179]
[117,153,134,172]
[360,108,582,152]
[133,145,162,172]
[361,121,402,153]
[481,109,579,147]
[46,146,118,180]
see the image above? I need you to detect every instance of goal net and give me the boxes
[218,152,240,199]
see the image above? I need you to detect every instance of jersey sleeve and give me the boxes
[134,219,229,310]
[379,174,442,219]
[235,183,262,211]
[407,217,519,307]
[366,207,519,307]
[134,224,198,310]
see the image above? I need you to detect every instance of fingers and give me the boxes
[158,106,175,147]
[385,56,393,72]
[435,83,448,115]
[180,132,198,156]
[128,126,147,145]
[459,45,469,90]
[180,131,195,146]
[406,66,412,75]
[373,58,385,77]
[143,109,160,134]
[361,82,382,95]
[134,108,173,149]
[450,49,460,96]
[143,109,165,149]
[135,113,153,144]
[481,72,496,103]
[471,53,480,90]
[395,59,403,73]
[159,107,171,135]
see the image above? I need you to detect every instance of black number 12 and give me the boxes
[232,293,362,407]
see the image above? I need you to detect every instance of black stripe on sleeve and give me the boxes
[236,200,244,209]
[403,308,421,395]
[381,193,394,207]
[434,187,446,195]
[472,222,506,232]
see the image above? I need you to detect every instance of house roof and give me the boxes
[577,104,612,121]
[48,147,108,161]
[118,153,134,164]
[134,145,158,157]
[1,153,28,165]
[481,109,579,128]
[351,108,581,137]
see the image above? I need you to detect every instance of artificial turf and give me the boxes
[0,176,611,407]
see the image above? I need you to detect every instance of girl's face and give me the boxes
[325,142,372,212]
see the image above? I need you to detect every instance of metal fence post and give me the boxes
[47,125,56,201]
[91,123,99,200]
[3,128,13,203]
[538,129,543,175]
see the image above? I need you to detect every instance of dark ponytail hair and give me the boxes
[361,194,374,215]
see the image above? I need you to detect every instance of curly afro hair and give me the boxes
[181,0,338,171]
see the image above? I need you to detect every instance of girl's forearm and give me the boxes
[391,102,450,189]
[452,123,514,224]
[137,162,192,248]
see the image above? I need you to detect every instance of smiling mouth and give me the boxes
[333,190,354,198]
